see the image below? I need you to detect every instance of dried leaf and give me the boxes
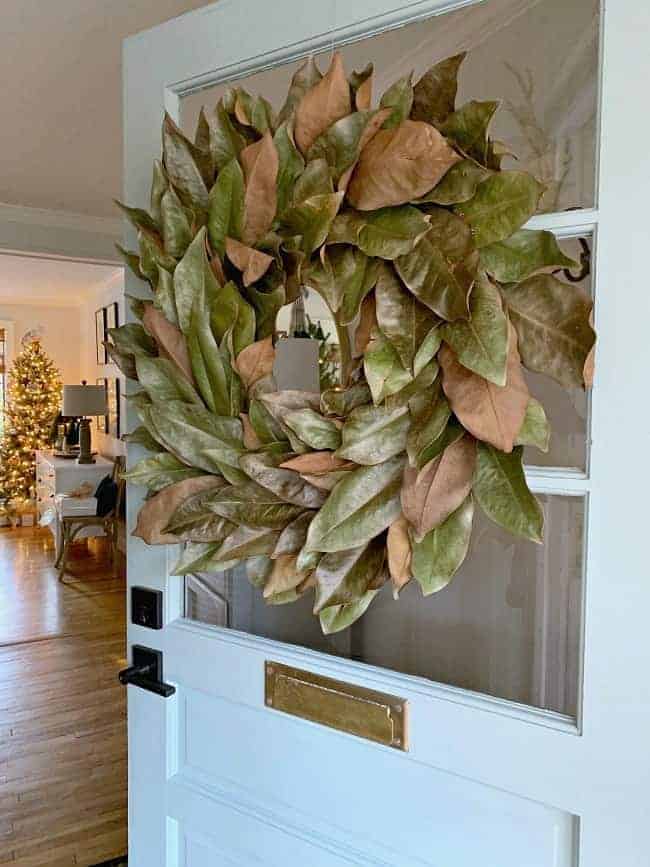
[379,74,414,129]
[272,512,314,558]
[308,110,390,186]
[279,452,354,475]
[515,398,550,452]
[142,303,194,384]
[440,324,529,453]
[347,119,461,210]
[132,476,221,545]
[294,52,352,155]
[239,452,327,509]
[240,132,279,245]
[401,435,476,542]
[277,57,323,126]
[351,64,373,110]
[235,336,275,389]
[501,274,595,388]
[263,554,311,598]
[225,237,273,286]
[354,292,377,357]
[387,514,412,597]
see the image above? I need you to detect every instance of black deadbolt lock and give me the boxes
[131,586,163,629]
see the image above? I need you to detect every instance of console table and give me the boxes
[36,451,113,557]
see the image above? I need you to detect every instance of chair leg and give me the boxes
[57,524,71,580]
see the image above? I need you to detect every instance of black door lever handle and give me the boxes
[119,645,176,698]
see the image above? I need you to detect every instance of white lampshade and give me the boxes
[62,384,107,417]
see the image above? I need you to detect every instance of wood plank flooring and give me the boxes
[0,528,127,866]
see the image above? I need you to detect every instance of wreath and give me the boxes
[109,51,595,634]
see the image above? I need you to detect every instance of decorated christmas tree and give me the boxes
[0,336,61,504]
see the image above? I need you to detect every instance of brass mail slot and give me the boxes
[264,661,408,750]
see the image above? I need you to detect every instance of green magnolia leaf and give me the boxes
[375,263,437,371]
[123,425,161,453]
[308,110,383,181]
[277,57,323,125]
[305,455,405,553]
[293,158,334,203]
[274,121,305,216]
[160,187,192,258]
[163,485,233,543]
[135,356,202,405]
[349,63,373,108]
[108,323,156,359]
[153,267,179,327]
[282,192,344,254]
[473,443,544,542]
[515,398,550,452]
[411,53,466,126]
[171,542,224,576]
[407,384,451,467]
[150,159,168,224]
[187,288,231,416]
[441,275,508,385]
[383,357,439,411]
[127,294,147,322]
[116,243,146,282]
[417,418,464,468]
[173,227,221,334]
[313,538,385,613]
[320,382,372,417]
[411,496,474,595]
[239,451,326,509]
[440,100,499,164]
[114,200,159,236]
[123,452,203,492]
[208,101,247,171]
[364,327,413,404]
[207,158,245,256]
[209,481,303,528]
[245,282,286,340]
[336,404,409,466]
[480,229,577,283]
[327,209,366,245]
[501,274,595,388]
[380,74,414,128]
[138,229,176,282]
[395,208,477,321]
[272,511,314,558]
[209,280,256,357]
[261,390,321,453]
[455,171,543,248]
[249,398,288,445]
[319,589,379,634]
[147,401,242,475]
[413,325,442,377]
[417,159,490,206]
[162,114,209,215]
[284,409,341,451]
[356,206,430,259]
[217,525,282,565]
[306,246,378,323]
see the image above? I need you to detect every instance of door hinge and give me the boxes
[119,645,175,697]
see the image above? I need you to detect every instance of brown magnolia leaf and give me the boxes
[356,74,373,110]
[240,412,262,450]
[337,108,392,194]
[280,452,355,475]
[347,119,461,210]
[294,52,352,155]
[387,514,412,598]
[240,131,279,245]
[301,469,354,491]
[142,303,194,384]
[401,435,476,542]
[354,292,377,357]
[225,237,273,286]
[439,323,529,453]
[263,554,311,598]
[235,336,275,389]
[132,476,221,545]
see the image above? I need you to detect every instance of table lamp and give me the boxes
[62,382,107,464]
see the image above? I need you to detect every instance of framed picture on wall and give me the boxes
[107,378,121,439]
[95,378,108,432]
[95,309,106,364]
[105,301,119,334]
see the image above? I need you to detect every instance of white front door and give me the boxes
[122,1,650,865]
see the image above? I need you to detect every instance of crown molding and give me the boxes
[0,202,123,265]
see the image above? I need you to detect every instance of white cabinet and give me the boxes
[36,451,113,556]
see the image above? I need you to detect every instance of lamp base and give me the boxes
[76,418,96,464]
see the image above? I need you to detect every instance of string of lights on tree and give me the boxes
[0,337,61,504]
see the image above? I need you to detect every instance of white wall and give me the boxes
[80,270,127,460]
[0,302,82,384]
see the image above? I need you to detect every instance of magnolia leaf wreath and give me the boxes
[111,51,596,634]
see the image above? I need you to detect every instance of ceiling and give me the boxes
[0,255,121,307]
[0,0,213,220]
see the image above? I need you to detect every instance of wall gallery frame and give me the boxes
[95,302,119,365]
[95,378,108,432]
[106,377,120,438]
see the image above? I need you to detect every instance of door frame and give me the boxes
[123,1,650,864]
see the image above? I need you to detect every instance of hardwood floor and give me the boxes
[0,527,127,866]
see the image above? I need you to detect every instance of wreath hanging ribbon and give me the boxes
[109,51,595,634]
